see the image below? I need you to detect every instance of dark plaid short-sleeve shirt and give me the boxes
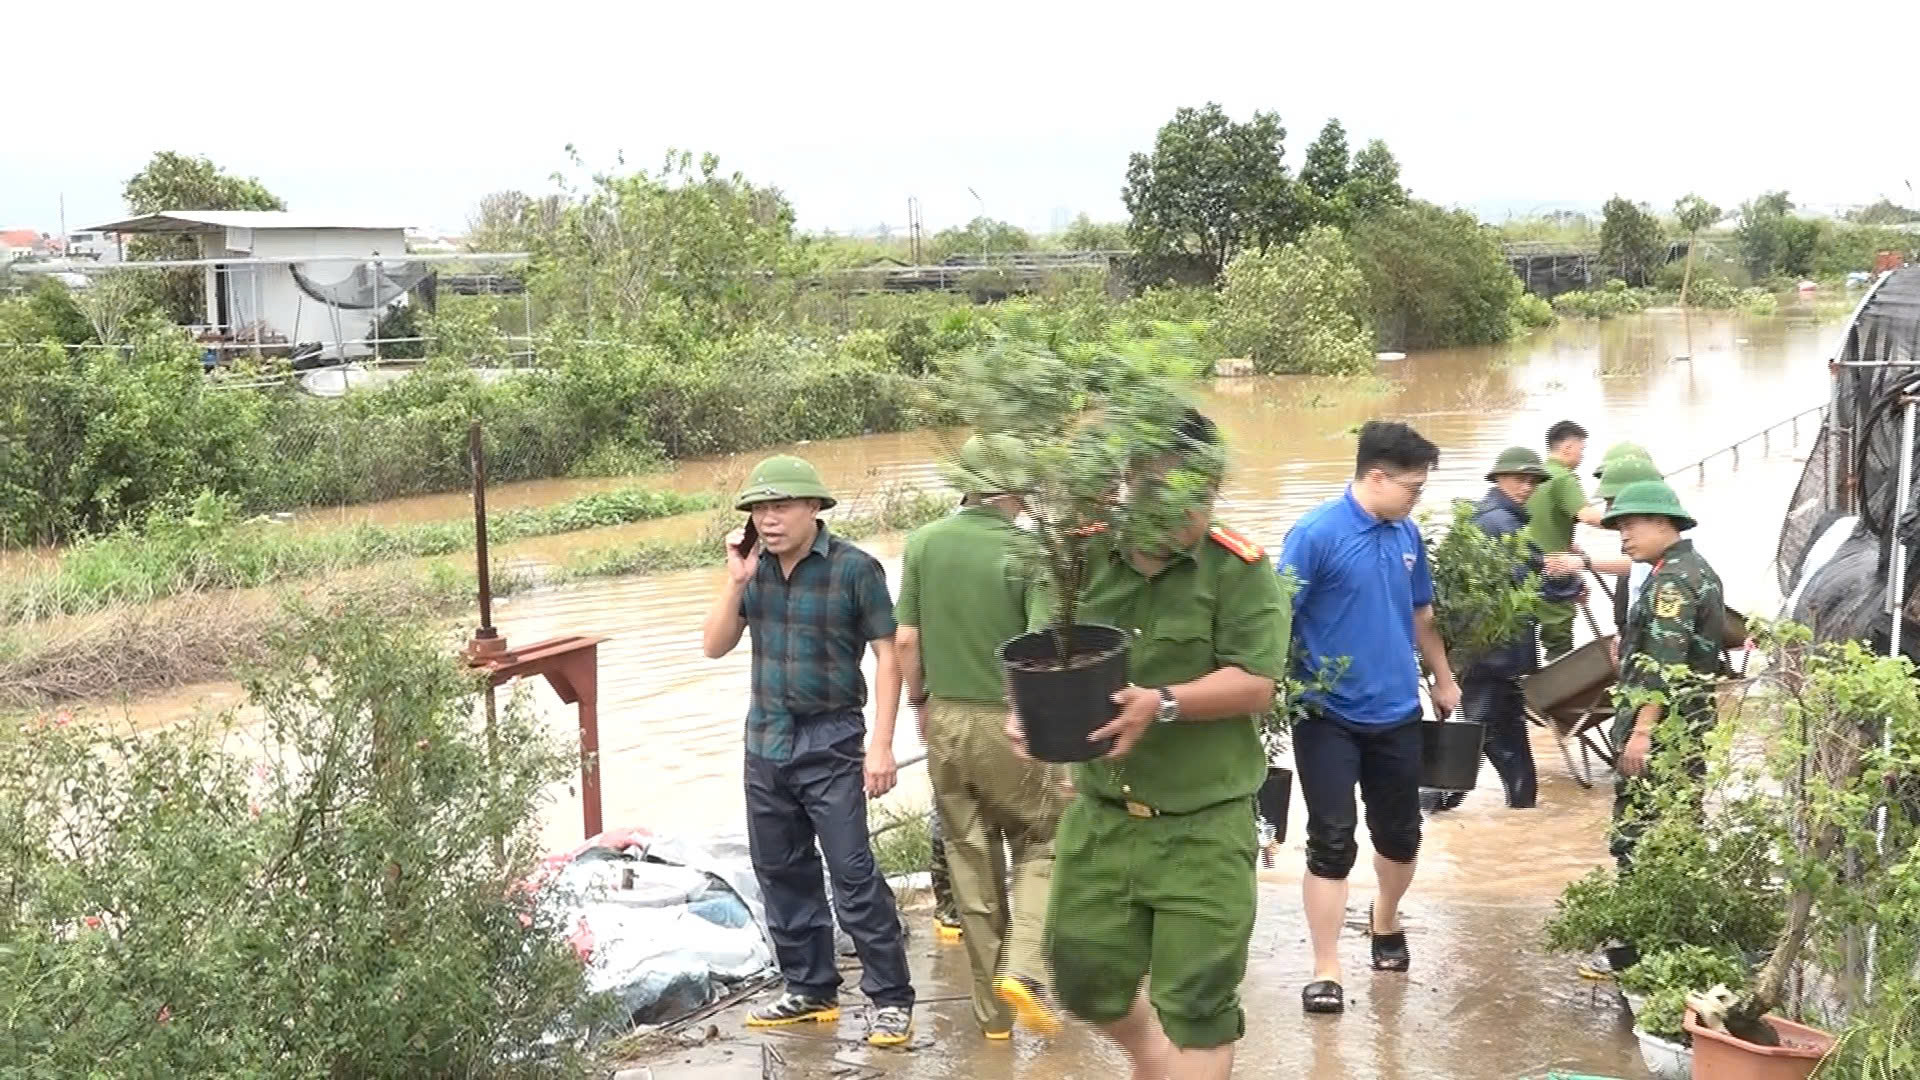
[739,523,897,762]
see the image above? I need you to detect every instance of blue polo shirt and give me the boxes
[1277,487,1433,726]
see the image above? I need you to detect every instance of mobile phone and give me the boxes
[733,517,759,557]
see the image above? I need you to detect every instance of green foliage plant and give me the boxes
[1219,226,1374,375]
[1545,663,1784,959]
[0,597,610,1076]
[1726,624,1920,1049]
[936,308,1217,665]
[1420,499,1545,673]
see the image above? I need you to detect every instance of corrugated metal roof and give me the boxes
[82,211,414,234]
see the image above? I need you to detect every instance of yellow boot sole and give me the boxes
[744,1006,840,1028]
[995,976,1062,1036]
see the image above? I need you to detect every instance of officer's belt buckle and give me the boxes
[1124,800,1157,818]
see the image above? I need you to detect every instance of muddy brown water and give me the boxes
[74,308,1838,868]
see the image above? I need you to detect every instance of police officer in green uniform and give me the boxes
[1603,478,1729,869]
[898,434,1069,1041]
[1007,410,1284,1080]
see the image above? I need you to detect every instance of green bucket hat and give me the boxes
[1600,479,1696,532]
[734,455,836,511]
[955,433,1030,497]
[1594,441,1652,477]
[1486,446,1550,483]
[1596,455,1663,499]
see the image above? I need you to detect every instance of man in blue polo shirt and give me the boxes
[1279,420,1460,1016]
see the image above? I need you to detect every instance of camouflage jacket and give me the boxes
[1614,538,1728,728]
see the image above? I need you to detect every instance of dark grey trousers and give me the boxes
[745,735,914,1008]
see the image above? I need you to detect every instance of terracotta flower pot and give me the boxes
[1685,1007,1834,1080]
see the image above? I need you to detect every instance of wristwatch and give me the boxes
[1153,686,1181,724]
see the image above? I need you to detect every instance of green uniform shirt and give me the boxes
[1028,526,1287,815]
[1612,538,1728,739]
[1524,458,1587,554]
[896,506,1029,704]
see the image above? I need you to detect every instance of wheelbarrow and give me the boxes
[1521,603,1754,789]
[1522,634,1620,788]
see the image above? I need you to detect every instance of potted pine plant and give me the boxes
[938,309,1219,763]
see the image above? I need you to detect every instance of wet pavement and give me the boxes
[622,728,1649,1080]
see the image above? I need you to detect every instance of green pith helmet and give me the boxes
[1594,441,1652,477]
[1486,445,1551,483]
[734,455,836,511]
[1600,479,1696,532]
[955,433,1030,497]
[1596,455,1663,499]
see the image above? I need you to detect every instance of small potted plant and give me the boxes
[939,309,1219,763]
[1417,500,1547,790]
[1613,946,1749,1078]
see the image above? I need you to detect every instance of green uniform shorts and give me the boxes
[1046,794,1257,1049]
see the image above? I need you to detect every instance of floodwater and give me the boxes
[626,721,1644,1078]
[79,305,1842,866]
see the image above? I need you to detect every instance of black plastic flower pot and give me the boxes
[1419,717,1486,792]
[1258,765,1292,844]
[999,624,1130,763]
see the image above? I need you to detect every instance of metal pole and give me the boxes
[471,420,496,638]
[1867,396,1915,999]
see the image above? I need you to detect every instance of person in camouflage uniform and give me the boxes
[1602,479,1729,870]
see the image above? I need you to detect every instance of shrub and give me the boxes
[1349,200,1529,348]
[1551,280,1651,319]
[1544,697,1784,959]
[1219,226,1374,375]
[1509,292,1555,332]
[0,598,610,1076]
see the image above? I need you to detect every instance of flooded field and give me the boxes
[71,306,1841,857]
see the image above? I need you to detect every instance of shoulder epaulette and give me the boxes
[1069,522,1110,538]
[1208,524,1265,563]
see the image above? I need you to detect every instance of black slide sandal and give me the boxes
[1370,902,1410,972]
[1302,980,1345,1014]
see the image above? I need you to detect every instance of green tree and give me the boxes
[530,148,803,337]
[464,189,566,254]
[1845,197,1920,226]
[121,151,286,322]
[1672,193,1723,307]
[1299,120,1351,201]
[1122,103,1307,283]
[1736,190,1822,279]
[1056,213,1129,252]
[1599,196,1667,286]
[1343,139,1408,219]
[1219,225,1374,375]
[1349,201,1526,348]
[927,216,1034,261]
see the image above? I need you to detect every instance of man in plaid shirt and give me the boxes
[701,455,915,1048]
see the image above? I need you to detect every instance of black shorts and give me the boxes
[1293,706,1424,867]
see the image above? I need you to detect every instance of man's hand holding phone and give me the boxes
[725,521,761,584]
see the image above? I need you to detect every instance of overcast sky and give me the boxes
[7,1,1917,239]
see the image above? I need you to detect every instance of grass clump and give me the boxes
[1,486,712,623]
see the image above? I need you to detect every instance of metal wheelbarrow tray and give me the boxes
[1522,635,1620,788]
